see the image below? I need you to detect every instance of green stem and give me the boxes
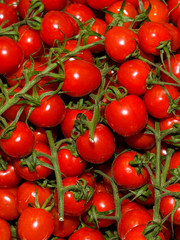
[46,129,64,221]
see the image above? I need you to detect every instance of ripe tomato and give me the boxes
[17,207,55,240]
[51,207,80,238]
[105,26,139,62]
[76,123,115,164]
[54,177,93,216]
[61,108,93,138]
[62,59,102,97]
[143,85,180,119]
[82,191,115,228]
[138,22,172,55]
[167,151,180,179]
[86,0,118,10]
[16,181,52,214]
[0,188,19,220]
[57,148,87,177]
[18,25,43,58]
[0,121,35,158]
[68,227,105,240]
[112,151,150,189]
[14,142,52,181]
[117,209,152,239]
[105,95,148,137]
[117,59,151,96]
[121,200,146,217]
[168,0,180,24]
[33,127,57,145]
[40,11,74,46]
[162,23,180,51]
[41,0,66,11]
[0,218,11,240]
[0,3,18,28]
[25,90,66,128]
[160,183,180,225]
[0,36,24,75]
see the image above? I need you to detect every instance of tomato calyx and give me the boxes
[129,153,151,175]
[142,220,166,240]
[103,230,119,240]
[130,184,153,202]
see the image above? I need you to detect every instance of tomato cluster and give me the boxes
[0,0,180,239]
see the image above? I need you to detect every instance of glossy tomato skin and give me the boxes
[40,11,74,46]
[162,23,180,51]
[160,183,180,225]
[62,59,102,97]
[51,207,80,238]
[0,121,35,158]
[76,123,115,164]
[0,188,19,220]
[0,218,11,240]
[138,22,172,55]
[0,36,24,75]
[14,142,52,181]
[25,91,66,128]
[86,0,118,10]
[16,181,52,214]
[17,207,55,240]
[41,0,66,11]
[57,148,87,177]
[112,151,149,189]
[68,227,105,240]
[117,59,151,96]
[167,151,180,179]
[143,85,180,119]
[18,25,43,58]
[168,0,180,24]
[105,95,148,137]
[61,108,93,138]
[105,26,139,62]
[0,3,18,28]
[54,177,93,216]
[118,209,152,239]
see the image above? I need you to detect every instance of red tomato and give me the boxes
[167,151,180,179]
[61,108,93,138]
[143,85,180,119]
[5,0,18,9]
[14,142,52,181]
[62,59,102,97]
[33,127,57,145]
[105,26,139,62]
[0,162,22,188]
[68,227,105,240]
[86,0,118,10]
[0,218,11,240]
[175,224,180,240]
[117,59,151,96]
[105,1,138,28]
[76,123,115,164]
[105,95,148,137]
[18,0,32,18]
[138,0,169,23]
[160,183,180,225]
[51,207,80,238]
[121,201,146,216]
[0,121,35,158]
[41,0,66,11]
[112,151,150,189]
[162,23,180,51]
[40,11,74,46]
[117,209,152,239]
[16,181,52,214]
[54,177,93,216]
[168,0,180,24]
[124,224,165,240]
[65,3,95,35]
[82,191,115,228]
[0,188,19,220]
[0,36,24,75]
[138,21,172,55]
[0,3,18,28]
[18,25,43,58]
[17,207,55,240]
[57,148,87,177]
[25,90,66,128]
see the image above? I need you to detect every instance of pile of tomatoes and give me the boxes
[0,0,180,239]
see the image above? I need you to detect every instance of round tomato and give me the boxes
[167,151,180,179]
[17,207,55,240]
[41,0,66,11]
[0,3,18,28]
[105,95,148,137]
[86,0,118,10]
[0,218,11,240]
[68,227,105,240]
[168,0,180,24]
[76,123,115,164]
[0,121,35,158]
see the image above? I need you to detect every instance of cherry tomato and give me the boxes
[68,227,105,240]
[0,36,24,75]
[112,151,150,189]
[0,3,18,28]
[0,218,11,240]
[41,0,66,11]
[0,121,35,158]
[162,23,180,51]
[17,207,55,240]
[14,142,52,181]
[105,26,139,62]
[168,0,180,24]
[62,59,102,97]
[167,151,180,179]
[105,95,148,137]
[86,0,118,10]
[76,123,115,164]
